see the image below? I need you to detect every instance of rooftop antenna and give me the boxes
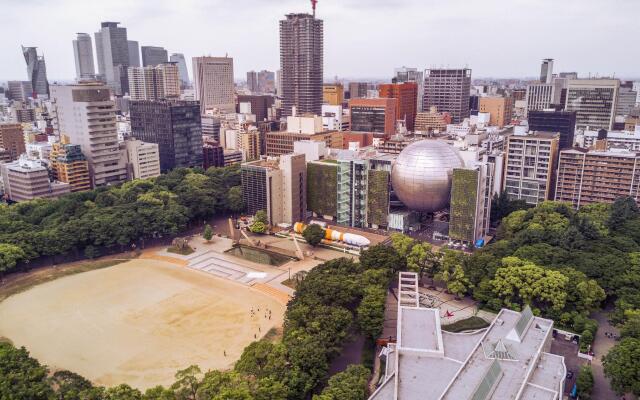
[311,0,317,17]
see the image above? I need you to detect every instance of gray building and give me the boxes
[21,46,49,97]
[423,68,471,124]
[540,58,554,84]
[130,100,203,172]
[7,81,33,102]
[72,33,96,80]
[95,22,130,95]
[170,53,190,87]
[617,86,637,117]
[279,13,323,117]
[565,79,619,131]
[246,71,258,92]
[127,40,140,67]
[141,46,168,67]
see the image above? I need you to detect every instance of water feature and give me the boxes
[225,245,295,267]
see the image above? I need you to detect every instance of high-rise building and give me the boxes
[394,66,425,112]
[201,115,221,142]
[237,95,275,122]
[478,96,513,128]
[0,123,26,161]
[49,141,91,193]
[124,138,161,179]
[141,46,168,67]
[378,82,418,131]
[323,83,344,106]
[7,81,33,102]
[95,22,130,95]
[556,148,640,208]
[617,86,637,117]
[565,79,620,131]
[203,139,224,169]
[279,13,323,117]
[169,53,190,88]
[504,132,559,205]
[127,41,140,67]
[241,153,307,225]
[21,46,49,98]
[0,157,70,202]
[525,83,554,116]
[348,82,368,99]
[72,33,96,80]
[192,56,235,113]
[423,68,471,124]
[51,83,129,187]
[128,63,181,101]
[540,58,554,84]
[246,71,258,92]
[130,99,203,171]
[257,70,276,93]
[449,163,493,246]
[349,98,397,137]
[527,110,577,150]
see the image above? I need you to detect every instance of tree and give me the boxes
[225,186,244,214]
[105,384,142,400]
[171,365,201,400]
[490,257,568,312]
[406,242,440,282]
[575,365,594,400]
[302,224,325,247]
[312,364,370,400]
[51,370,93,400]
[0,342,53,400]
[143,386,176,400]
[254,210,268,225]
[203,224,213,242]
[603,337,640,396]
[235,341,288,380]
[0,243,26,274]
[607,196,639,231]
[435,249,470,297]
[621,314,640,339]
[359,244,405,273]
[357,286,387,340]
[390,233,414,259]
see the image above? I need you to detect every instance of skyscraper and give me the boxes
[279,13,323,117]
[565,79,619,131]
[72,33,96,80]
[423,68,471,124]
[247,71,258,92]
[141,46,169,67]
[21,46,49,97]
[170,53,190,87]
[192,56,235,113]
[378,82,418,131]
[51,83,129,187]
[130,100,204,171]
[128,41,140,67]
[394,66,424,112]
[128,63,181,101]
[540,58,554,84]
[525,83,554,116]
[95,22,130,95]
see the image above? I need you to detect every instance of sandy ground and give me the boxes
[0,259,285,390]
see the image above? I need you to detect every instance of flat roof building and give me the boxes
[323,83,344,106]
[192,56,235,114]
[370,272,566,400]
[1,156,70,202]
[49,141,91,192]
[125,138,161,180]
[414,106,451,133]
[479,96,513,128]
[379,82,418,131]
[423,68,471,124]
[527,110,577,150]
[0,123,26,161]
[565,79,619,131]
[349,98,397,138]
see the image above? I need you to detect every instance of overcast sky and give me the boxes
[2,0,638,82]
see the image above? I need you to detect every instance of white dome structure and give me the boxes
[391,140,464,212]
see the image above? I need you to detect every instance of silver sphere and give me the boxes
[391,140,464,212]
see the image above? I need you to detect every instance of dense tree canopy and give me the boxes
[302,224,325,247]
[0,166,242,276]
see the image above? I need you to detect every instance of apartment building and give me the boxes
[0,156,70,201]
[0,123,26,161]
[125,138,161,179]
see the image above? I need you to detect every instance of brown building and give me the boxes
[265,130,342,156]
[378,82,418,131]
[414,106,452,133]
[512,89,527,101]
[479,96,513,128]
[0,123,26,161]
[49,140,91,193]
[323,83,344,106]
[348,82,368,99]
[349,98,397,138]
[555,148,640,208]
[237,94,275,122]
[342,132,374,149]
[203,139,224,169]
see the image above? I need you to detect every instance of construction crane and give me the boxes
[311,0,317,17]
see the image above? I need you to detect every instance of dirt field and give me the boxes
[0,259,285,390]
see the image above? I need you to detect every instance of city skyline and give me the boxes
[2,0,639,81]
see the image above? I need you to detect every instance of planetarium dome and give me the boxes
[391,140,464,212]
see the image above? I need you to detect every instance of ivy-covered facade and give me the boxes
[307,161,338,218]
[367,169,390,228]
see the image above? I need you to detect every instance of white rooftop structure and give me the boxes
[370,272,566,400]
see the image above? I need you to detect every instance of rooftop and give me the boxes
[370,272,566,400]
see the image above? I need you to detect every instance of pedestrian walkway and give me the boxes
[252,283,291,305]
[591,311,628,400]
[139,252,189,267]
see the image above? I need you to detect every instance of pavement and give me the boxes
[591,311,633,400]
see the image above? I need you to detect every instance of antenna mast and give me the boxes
[311,0,317,17]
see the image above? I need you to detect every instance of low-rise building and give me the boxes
[414,106,451,133]
[125,139,161,180]
[0,156,70,201]
[49,141,91,192]
[0,123,26,161]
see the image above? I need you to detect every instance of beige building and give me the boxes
[504,132,559,205]
[192,56,235,113]
[323,83,344,106]
[51,83,128,187]
[0,156,70,202]
[565,79,620,130]
[0,123,26,161]
[414,106,451,133]
[128,63,180,101]
[124,139,161,179]
[479,96,513,128]
[238,131,260,161]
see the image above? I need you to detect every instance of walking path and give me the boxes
[591,311,633,400]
